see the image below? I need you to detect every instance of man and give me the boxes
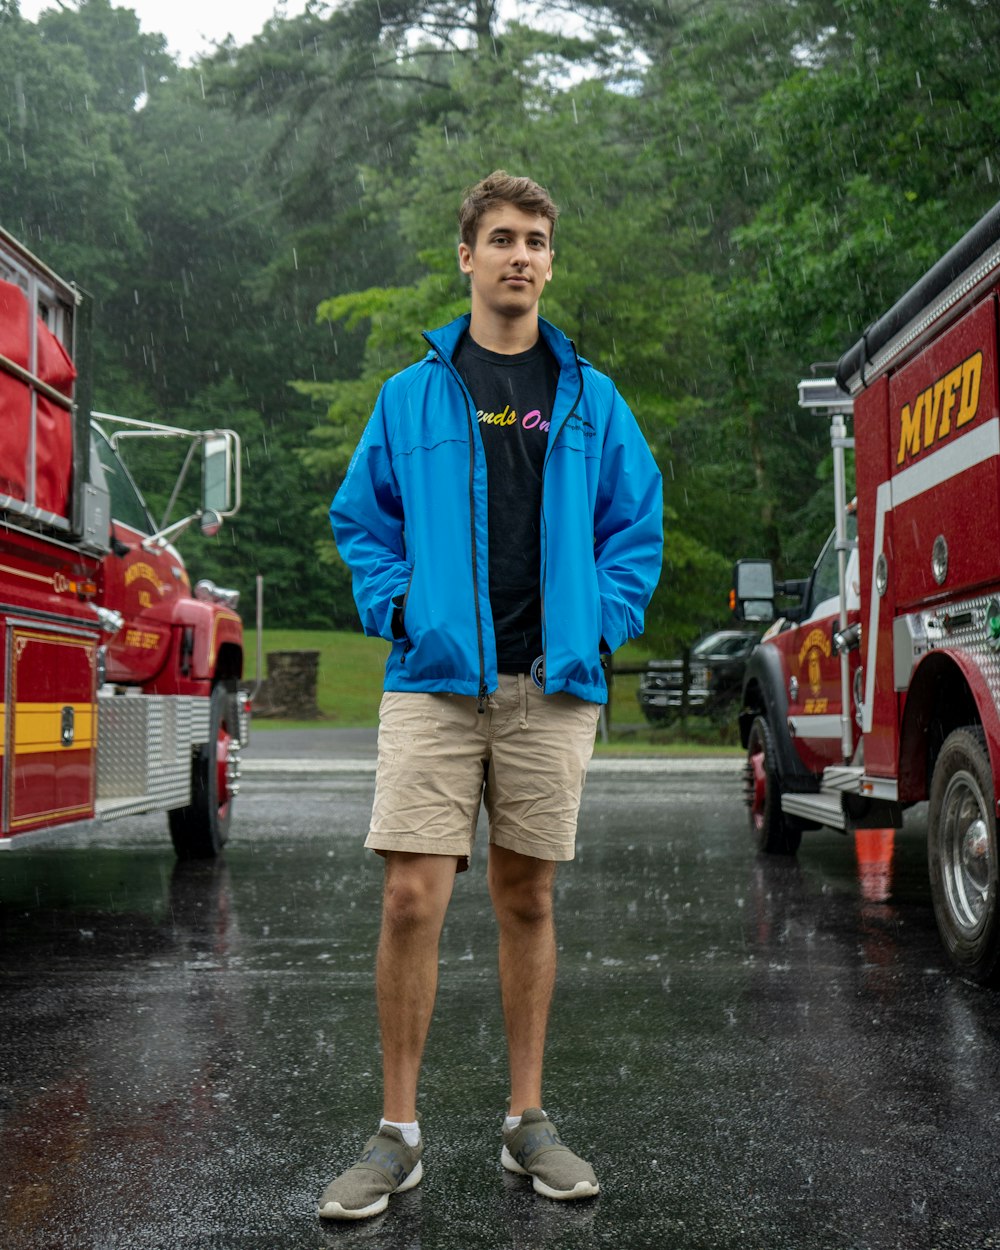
[320,171,662,1220]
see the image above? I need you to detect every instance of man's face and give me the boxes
[458,204,553,321]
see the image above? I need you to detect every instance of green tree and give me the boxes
[0,5,353,625]
[297,18,728,646]
[0,1,140,293]
[11,0,997,645]
[36,0,173,117]
[114,69,359,626]
[723,0,1000,571]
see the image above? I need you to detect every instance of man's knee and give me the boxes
[489,850,556,927]
[382,853,456,931]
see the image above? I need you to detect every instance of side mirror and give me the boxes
[731,559,776,623]
[203,434,236,516]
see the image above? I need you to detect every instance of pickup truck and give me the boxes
[637,630,759,722]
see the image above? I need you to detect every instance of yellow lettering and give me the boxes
[930,376,947,439]
[923,381,944,446]
[939,364,962,433]
[124,561,160,589]
[956,350,983,427]
[479,406,519,427]
[912,388,935,449]
[897,400,921,464]
[897,349,986,463]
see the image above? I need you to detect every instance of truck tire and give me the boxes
[928,727,1000,985]
[745,714,803,855]
[169,683,240,860]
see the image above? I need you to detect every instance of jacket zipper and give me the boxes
[426,339,488,711]
[538,343,586,693]
[468,395,488,712]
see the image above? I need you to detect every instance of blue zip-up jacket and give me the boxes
[329,314,663,704]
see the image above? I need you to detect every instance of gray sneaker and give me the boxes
[501,1108,599,1200]
[317,1124,423,1220]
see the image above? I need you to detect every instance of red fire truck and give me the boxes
[732,199,1000,984]
[0,225,250,859]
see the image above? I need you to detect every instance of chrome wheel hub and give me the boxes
[941,770,992,933]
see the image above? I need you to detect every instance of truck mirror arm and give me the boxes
[142,509,221,552]
[776,578,808,599]
[158,438,199,532]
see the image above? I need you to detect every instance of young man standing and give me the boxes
[320,171,662,1220]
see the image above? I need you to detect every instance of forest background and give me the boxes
[2,0,999,653]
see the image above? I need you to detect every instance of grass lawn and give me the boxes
[245,630,741,753]
[245,629,389,727]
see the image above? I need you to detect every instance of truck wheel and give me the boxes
[168,683,240,860]
[928,727,1000,985]
[745,714,802,855]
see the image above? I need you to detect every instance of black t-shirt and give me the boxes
[453,332,560,672]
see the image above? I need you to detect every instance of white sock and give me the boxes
[380,1118,421,1148]
[505,1109,544,1132]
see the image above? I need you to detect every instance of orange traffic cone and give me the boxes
[855,827,895,903]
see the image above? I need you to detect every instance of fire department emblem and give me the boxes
[798,627,832,697]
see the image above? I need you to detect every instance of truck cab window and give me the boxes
[804,512,857,620]
[91,428,154,536]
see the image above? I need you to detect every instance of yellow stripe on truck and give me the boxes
[12,702,96,754]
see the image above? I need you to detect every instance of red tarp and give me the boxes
[0,277,76,518]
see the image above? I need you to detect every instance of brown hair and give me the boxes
[458,170,559,248]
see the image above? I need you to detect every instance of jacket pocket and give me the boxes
[391,566,415,643]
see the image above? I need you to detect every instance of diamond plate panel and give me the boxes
[908,595,1000,704]
[96,694,212,821]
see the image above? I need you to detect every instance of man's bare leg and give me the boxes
[488,843,599,1200]
[487,843,557,1115]
[378,850,458,1123]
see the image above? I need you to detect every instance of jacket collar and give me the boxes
[423,314,581,374]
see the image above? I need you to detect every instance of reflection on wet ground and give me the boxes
[1,765,999,1248]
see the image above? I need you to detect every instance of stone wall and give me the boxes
[252,650,320,719]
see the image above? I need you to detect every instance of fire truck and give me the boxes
[732,199,1000,984]
[0,225,250,859]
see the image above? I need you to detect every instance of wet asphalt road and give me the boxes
[1,736,1000,1249]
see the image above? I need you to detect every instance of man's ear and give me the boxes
[458,241,473,274]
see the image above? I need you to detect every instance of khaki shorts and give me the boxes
[366,674,601,869]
